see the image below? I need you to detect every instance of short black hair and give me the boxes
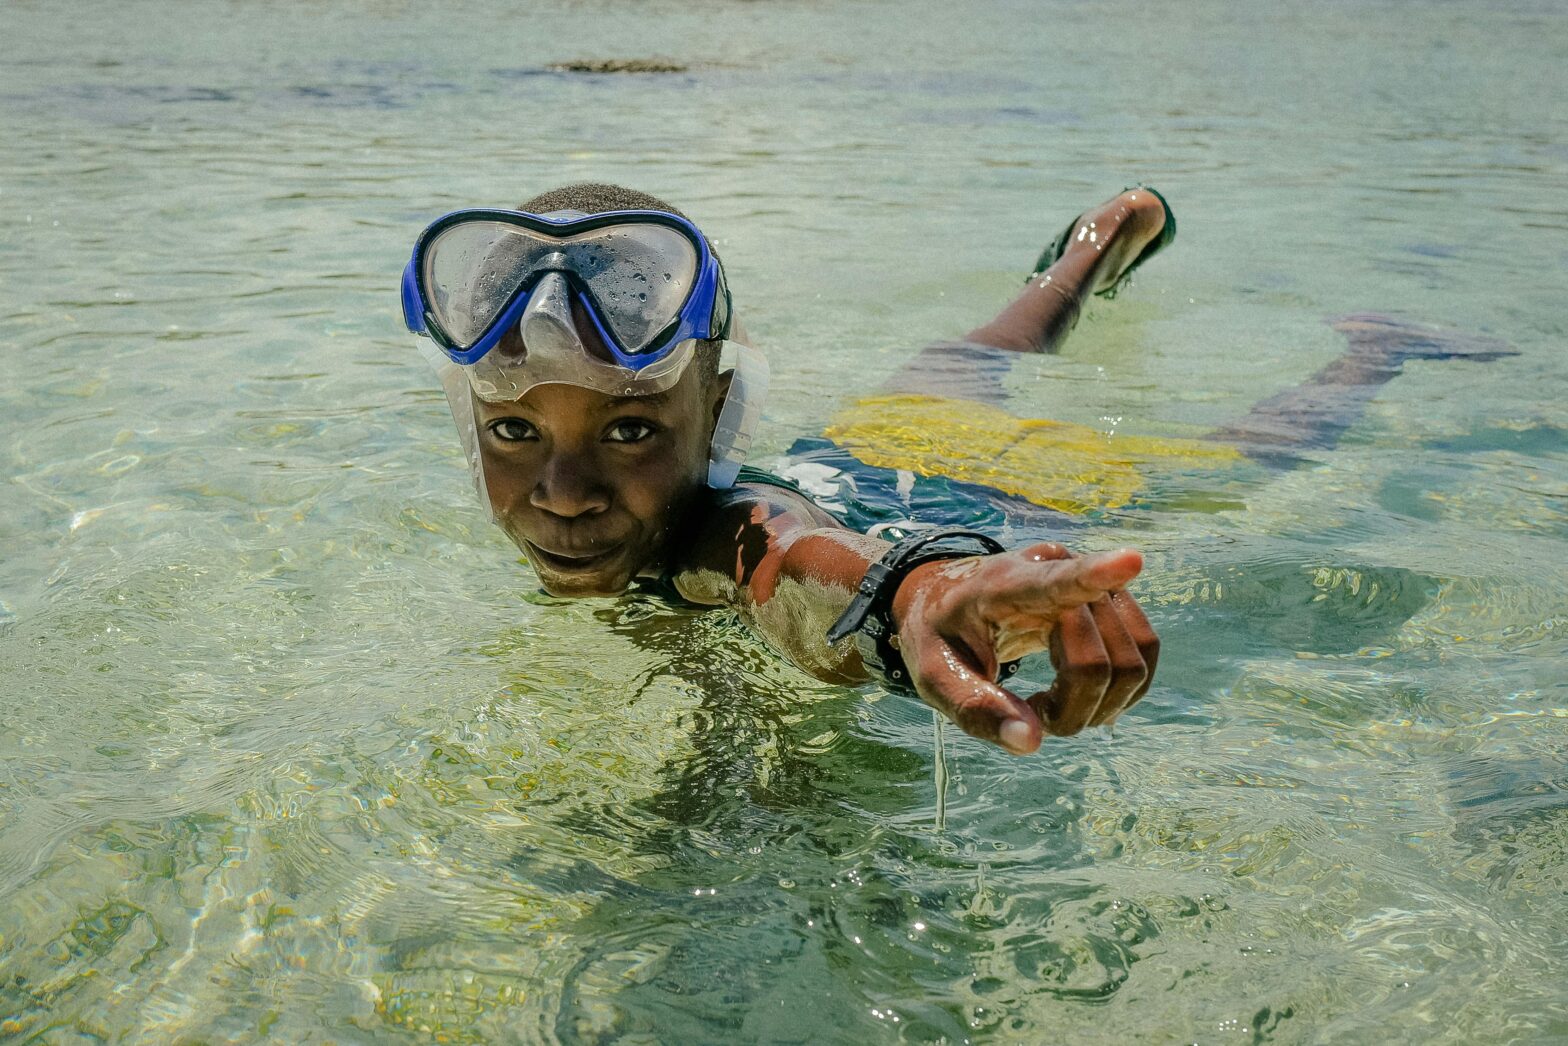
[518,182,693,223]
[518,183,724,390]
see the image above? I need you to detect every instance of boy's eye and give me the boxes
[487,418,538,442]
[605,419,658,444]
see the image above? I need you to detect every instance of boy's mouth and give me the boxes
[525,542,621,575]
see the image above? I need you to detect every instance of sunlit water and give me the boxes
[2,0,1566,1041]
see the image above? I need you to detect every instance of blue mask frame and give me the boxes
[401,208,732,369]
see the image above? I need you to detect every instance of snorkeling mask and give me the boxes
[402,207,768,504]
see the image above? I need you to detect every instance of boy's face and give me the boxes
[472,359,718,598]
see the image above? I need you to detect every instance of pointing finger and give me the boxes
[987,547,1145,619]
[1074,548,1144,594]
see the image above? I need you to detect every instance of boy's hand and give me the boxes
[889,544,1157,755]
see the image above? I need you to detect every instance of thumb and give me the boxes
[915,649,1044,756]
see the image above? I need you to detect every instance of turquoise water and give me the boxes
[2,0,1566,1041]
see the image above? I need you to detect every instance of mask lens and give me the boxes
[422,222,551,350]
[420,219,701,355]
[562,224,697,354]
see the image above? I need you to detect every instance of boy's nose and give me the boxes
[529,448,610,519]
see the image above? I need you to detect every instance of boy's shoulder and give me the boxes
[661,469,841,606]
[703,465,842,534]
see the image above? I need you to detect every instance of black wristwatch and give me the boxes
[826,527,1022,695]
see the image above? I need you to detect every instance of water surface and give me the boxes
[2,0,1566,1041]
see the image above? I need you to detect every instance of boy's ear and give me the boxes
[708,369,735,435]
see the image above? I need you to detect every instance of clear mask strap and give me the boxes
[418,341,494,520]
[708,342,769,488]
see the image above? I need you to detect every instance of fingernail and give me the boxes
[1000,719,1034,755]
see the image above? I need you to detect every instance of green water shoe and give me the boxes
[1027,185,1177,298]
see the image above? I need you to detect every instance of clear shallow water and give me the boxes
[2,0,1565,1041]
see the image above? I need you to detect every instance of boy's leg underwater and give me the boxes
[1211,314,1518,465]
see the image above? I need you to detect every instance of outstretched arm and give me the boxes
[669,484,1159,755]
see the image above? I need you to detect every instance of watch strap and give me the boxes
[826,527,1021,695]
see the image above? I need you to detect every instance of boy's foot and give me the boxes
[1330,313,1517,364]
[1029,187,1175,297]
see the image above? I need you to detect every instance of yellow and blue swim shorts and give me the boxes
[767,394,1245,536]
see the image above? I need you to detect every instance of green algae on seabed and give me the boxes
[549,58,691,74]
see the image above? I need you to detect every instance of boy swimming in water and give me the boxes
[402,183,1508,756]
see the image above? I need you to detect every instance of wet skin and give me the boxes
[458,187,1507,755]
[672,190,1167,753]
[472,365,720,598]
[677,486,1159,756]
[471,337,1159,753]
[472,289,731,597]
[470,194,1164,754]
